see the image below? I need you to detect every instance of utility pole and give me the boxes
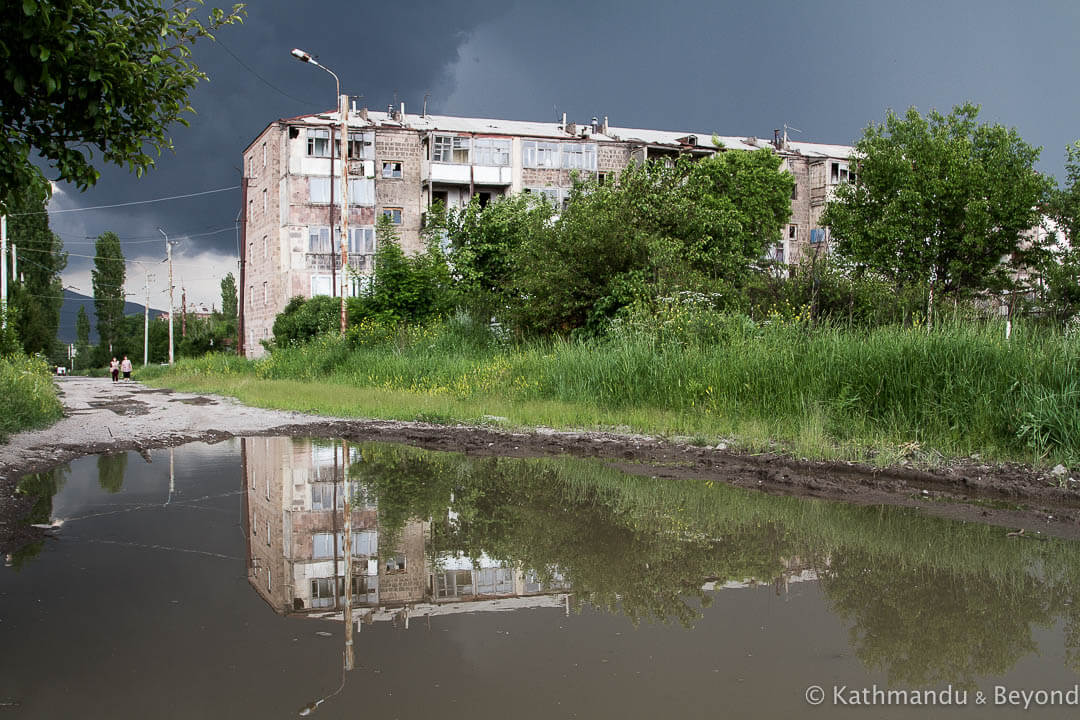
[181,285,187,338]
[160,228,176,364]
[143,270,153,366]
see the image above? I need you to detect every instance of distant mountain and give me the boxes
[58,290,166,344]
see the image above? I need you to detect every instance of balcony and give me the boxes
[429,162,512,185]
[305,253,373,273]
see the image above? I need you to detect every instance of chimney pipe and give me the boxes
[561,112,567,128]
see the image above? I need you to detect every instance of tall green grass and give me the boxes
[0,354,64,441]
[155,314,1080,465]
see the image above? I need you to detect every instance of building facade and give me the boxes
[240,106,855,357]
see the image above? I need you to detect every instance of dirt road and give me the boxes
[2,376,1079,552]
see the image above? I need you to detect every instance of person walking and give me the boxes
[120,356,133,381]
[109,357,120,383]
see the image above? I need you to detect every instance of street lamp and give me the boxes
[292,48,349,337]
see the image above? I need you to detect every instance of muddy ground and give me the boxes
[2,376,1079,553]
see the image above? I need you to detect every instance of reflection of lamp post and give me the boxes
[291,48,349,336]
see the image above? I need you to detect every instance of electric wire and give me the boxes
[8,185,240,216]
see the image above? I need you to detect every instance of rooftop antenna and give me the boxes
[783,123,803,146]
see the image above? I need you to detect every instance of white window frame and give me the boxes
[523,140,560,169]
[561,143,597,171]
[306,128,331,157]
[347,178,374,205]
[348,131,374,160]
[381,160,403,179]
[473,138,511,166]
[349,226,375,255]
[308,226,331,254]
[433,134,471,164]
[262,142,267,168]
[310,274,333,297]
[309,177,331,205]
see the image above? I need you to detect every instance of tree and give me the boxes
[4,185,66,355]
[511,151,794,335]
[74,305,91,371]
[822,103,1052,325]
[1050,140,1080,248]
[0,1,245,201]
[220,272,238,319]
[92,231,125,354]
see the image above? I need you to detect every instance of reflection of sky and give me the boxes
[48,440,240,520]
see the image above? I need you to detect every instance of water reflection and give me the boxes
[241,436,1080,690]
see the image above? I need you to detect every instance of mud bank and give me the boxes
[2,376,1078,553]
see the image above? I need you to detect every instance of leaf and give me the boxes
[22,0,35,15]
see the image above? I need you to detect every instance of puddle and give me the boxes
[85,398,151,416]
[168,396,217,406]
[3,437,1080,718]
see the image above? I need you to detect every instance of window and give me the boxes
[436,569,474,598]
[313,532,376,559]
[306,128,331,157]
[310,576,370,608]
[524,186,564,206]
[348,178,374,205]
[262,281,268,305]
[597,172,608,185]
[522,140,559,168]
[247,155,255,177]
[788,225,797,240]
[311,483,342,511]
[791,184,798,200]
[384,553,406,573]
[248,198,253,221]
[265,520,270,546]
[252,513,257,534]
[262,235,268,259]
[262,142,266,168]
[433,134,470,163]
[308,226,331,253]
[382,207,402,225]
[810,228,825,244]
[473,138,511,166]
[348,131,373,160]
[311,275,333,297]
[349,227,375,254]
[381,160,403,179]
[267,567,271,591]
[561,143,597,171]
[262,188,268,213]
[310,177,331,204]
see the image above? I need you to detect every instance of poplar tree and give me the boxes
[4,185,66,355]
[92,231,125,353]
[220,272,238,319]
[75,305,91,371]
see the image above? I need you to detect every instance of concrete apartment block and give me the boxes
[240,108,855,357]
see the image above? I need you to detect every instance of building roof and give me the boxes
[267,108,853,157]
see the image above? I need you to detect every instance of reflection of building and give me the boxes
[242,437,567,618]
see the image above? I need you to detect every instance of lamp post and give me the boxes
[291,48,349,336]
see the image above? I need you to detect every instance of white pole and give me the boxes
[1,215,7,328]
[143,270,150,366]
[10,243,15,282]
[160,229,175,365]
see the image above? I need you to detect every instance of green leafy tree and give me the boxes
[74,305,91,371]
[0,0,245,200]
[822,103,1052,325]
[364,214,453,324]
[4,185,66,355]
[91,231,125,355]
[97,452,128,494]
[1050,141,1080,248]
[447,194,553,318]
[511,151,793,335]
[220,272,238,319]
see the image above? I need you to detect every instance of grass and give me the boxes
[0,354,64,442]
[144,314,1080,467]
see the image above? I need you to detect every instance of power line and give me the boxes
[17,245,236,269]
[54,226,236,244]
[215,37,319,107]
[9,185,240,216]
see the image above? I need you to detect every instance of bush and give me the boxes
[0,354,64,441]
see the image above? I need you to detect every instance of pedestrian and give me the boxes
[109,357,120,383]
[121,356,133,381]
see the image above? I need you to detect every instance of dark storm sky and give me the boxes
[46,0,1080,307]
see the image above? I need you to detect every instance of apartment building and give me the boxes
[240,105,855,357]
